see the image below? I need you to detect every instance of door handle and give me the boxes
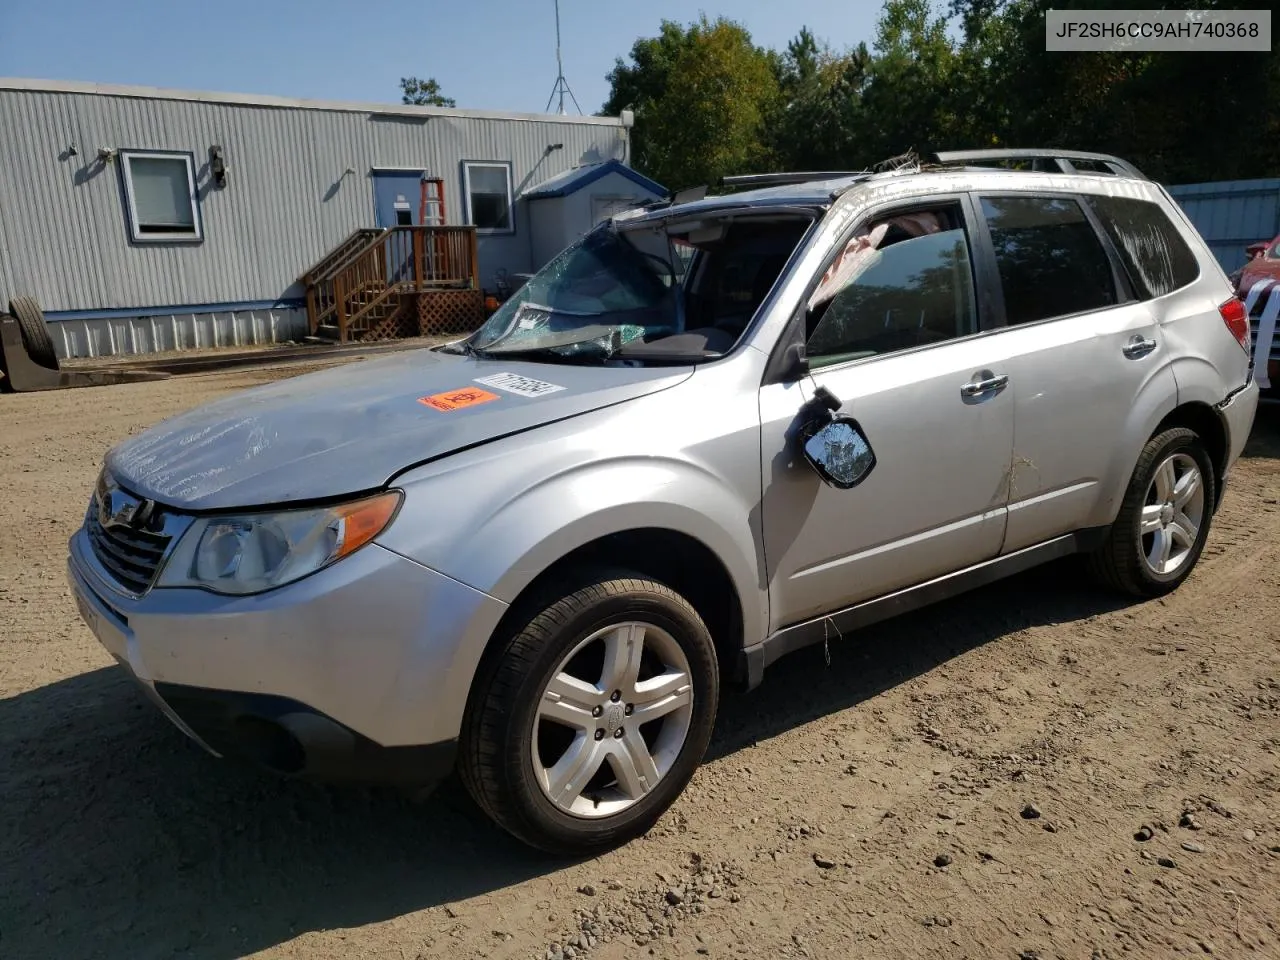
[1122,335,1157,359]
[961,373,1009,397]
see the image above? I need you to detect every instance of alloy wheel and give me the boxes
[531,621,694,818]
[1139,452,1206,577]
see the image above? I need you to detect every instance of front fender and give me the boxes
[384,454,766,646]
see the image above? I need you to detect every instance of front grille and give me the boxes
[86,495,172,595]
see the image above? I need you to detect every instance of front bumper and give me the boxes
[67,531,507,785]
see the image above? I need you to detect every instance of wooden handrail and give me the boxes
[305,225,480,339]
[300,228,385,285]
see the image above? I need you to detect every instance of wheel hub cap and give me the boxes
[530,620,695,819]
[1140,452,1206,577]
[603,701,625,733]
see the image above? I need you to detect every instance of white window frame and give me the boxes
[119,149,203,244]
[461,160,515,236]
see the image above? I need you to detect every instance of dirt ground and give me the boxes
[2,359,1278,960]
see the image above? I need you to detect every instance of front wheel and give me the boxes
[1088,427,1215,597]
[458,571,719,855]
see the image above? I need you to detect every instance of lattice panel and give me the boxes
[414,290,485,336]
[356,302,418,342]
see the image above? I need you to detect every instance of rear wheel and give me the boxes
[459,571,718,855]
[1088,427,1214,597]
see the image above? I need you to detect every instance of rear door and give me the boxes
[968,192,1178,553]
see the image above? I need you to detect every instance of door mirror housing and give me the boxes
[800,415,876,489]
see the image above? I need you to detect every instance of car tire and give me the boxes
[1087,427,1215,598]
[458,570,719,855]
[8,296,59,371]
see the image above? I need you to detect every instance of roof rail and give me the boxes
[932,149,1147,180]
[719,171,867,189]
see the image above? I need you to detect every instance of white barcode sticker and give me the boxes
[474,372,566,398]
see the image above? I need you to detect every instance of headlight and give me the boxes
[157,491,402,595]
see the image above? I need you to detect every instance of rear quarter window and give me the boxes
[1084,195,1200,299]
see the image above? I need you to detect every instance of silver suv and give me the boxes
[67,149,1259,854]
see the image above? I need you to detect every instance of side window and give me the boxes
[980,196,1116,325]
[1084,195,1200,299]
[805,204,978,367]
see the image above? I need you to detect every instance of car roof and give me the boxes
[612,150,1151,227]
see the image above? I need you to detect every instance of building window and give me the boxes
[462,161,514,234]
[119,150,202,243]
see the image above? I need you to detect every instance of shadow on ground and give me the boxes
[4,405,1276,960]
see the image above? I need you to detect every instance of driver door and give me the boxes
[759,196,1015,629]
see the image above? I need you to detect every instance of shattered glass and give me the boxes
[804,420,874,486]
[469,226,679,358]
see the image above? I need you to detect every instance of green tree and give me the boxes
[859,0,965,162]
[399,76,456,107]
[603,16,780,190]
[602,21,698,181]
[768,28,872,171]
[607,1,1279,191]
[947,0,1280,182]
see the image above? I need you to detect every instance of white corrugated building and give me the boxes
[0,78,665,358]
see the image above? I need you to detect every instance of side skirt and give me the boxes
[741,527,1109,689]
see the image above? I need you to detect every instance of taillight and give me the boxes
[1219,297,1251,353]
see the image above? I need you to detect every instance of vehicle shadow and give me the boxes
[0,668,551,960]
[4,406,1276,960]
[710,401,1280,758]
[708,555,1132,761]
[0,566,1132,960]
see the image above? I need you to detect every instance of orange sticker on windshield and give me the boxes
[418,387,500,412]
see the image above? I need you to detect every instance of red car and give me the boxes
[1231,236,1279,292]
[1231,235,1280,392]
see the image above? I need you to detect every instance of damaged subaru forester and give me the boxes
[68,150,1259,854]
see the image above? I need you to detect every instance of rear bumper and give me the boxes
[1219,378,1260,490]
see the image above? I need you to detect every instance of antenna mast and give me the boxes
[544,0,582,115]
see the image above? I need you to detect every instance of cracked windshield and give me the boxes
[459,215,810,361]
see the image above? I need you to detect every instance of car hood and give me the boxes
[105,348,693,510]
[1240,259,1280,293]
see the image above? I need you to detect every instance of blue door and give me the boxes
[372,170,425,227]
[371,170,423,286]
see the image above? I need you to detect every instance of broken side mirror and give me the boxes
[799,414,876,489]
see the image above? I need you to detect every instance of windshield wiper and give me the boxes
[473,329,626,364]
[469,345,612,365]
[436,338,482,357]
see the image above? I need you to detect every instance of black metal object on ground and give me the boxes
[8,296,59,369]
[0,312,172,392]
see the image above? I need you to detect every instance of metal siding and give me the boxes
[0,88,626,311]
[1167,178,1280,272]
[52,306,309,359]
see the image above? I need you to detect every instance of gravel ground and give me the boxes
[1,360,1278,960]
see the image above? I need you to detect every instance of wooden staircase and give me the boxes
[301,226,481,342]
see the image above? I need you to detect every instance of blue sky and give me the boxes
[0,1,882,114]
